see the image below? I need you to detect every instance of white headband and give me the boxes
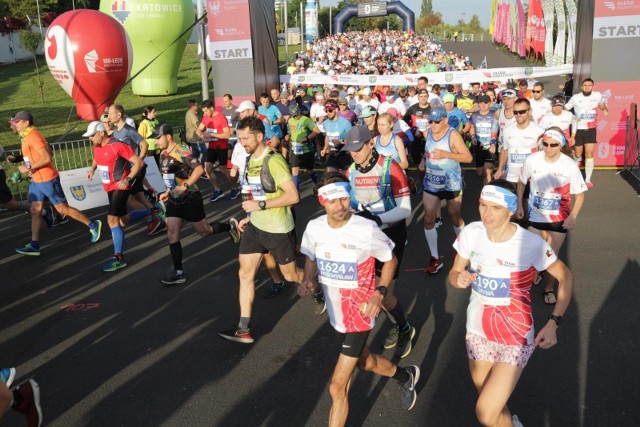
[480,185,518,213]
[542,129,566,147]
[318,182,351,204]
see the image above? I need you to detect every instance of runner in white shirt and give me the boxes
[298,173,420,423]
[538,95,577,146]
[517,128,587,304]
[357,87,380,111]
[495,98,544,184]
[529,82,552,124]
[493,89,517,150]
[564,78,609,188]
[449,179,573,427]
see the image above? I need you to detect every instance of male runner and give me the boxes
[419,107,472,273]
[529,82,552,124]
[469,95,499,184]
[152,124,239,284]
[342,125,415,358]
[298,172,420,425]
[564,78,608,187]
[321,99,353,173]
[196,99,233,201]
[218,116,303,343]
[10,111,102,255]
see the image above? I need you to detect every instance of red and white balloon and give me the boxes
[45,10,132,120]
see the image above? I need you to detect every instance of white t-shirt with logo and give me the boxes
[565,92,605,130]
[300,215,394,333]
[502,122,544,183]
[520,151,587,223]
[453,222,557,346]
[538,110,577,139]
[530,97,552,124]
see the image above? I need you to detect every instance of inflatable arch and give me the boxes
[333,1,415,33]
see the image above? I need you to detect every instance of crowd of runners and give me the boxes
[1,72,608,426]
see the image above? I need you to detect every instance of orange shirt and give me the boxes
[20,127,58,182]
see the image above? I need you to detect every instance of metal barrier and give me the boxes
[1,126,185,206]
[623,103,639,182]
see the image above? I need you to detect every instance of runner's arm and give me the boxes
[535,259,573,349]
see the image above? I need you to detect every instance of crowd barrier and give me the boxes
[623,103,639,183]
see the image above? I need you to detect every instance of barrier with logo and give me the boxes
[623,103,639,182]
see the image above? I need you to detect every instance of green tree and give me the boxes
[420,0,433,17]
[19,29,45,103]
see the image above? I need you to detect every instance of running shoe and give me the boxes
[89,220,102,243]
[209,189,224,202]
[154,201,166,221]
[228,218,241,244]
[586,182,594,189]
[383,325,400,349]
[228,188,241,200]
[52,214,69,227]
[395,325,416,359]
[425,256,444,274]
[0,367,16,387]
[12,379,42,427]
[42,206,54,228]
[263,281,287,299]
[102,257,127,272]
[512,415,524,427]
[161,270,186,285]
[15,243,40,256]
[399,365,420,411]
[312,288,326,315]
[218,326,254,344]
[146,218,163,236]
[435,217,443,229]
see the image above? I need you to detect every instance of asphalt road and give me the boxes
[1,168,639,427]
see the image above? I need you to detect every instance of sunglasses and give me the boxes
[429,119,443,124]
[532,90,542,93]
[542,142,560,148]
[513,109,529,116]
[325,107,336,112]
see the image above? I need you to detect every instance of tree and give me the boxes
[416,12,443,34]
[420,0,433,18]
[19,29,45,103]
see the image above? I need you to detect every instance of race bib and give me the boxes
[425,166,446,190]
[579,112,596,121]
[97,165,110,184]
[415,118,428,130]
[532,191,561,214]
[206,127,218,142]
[316,246,358,288]
[509,148,530,165]
[162,173,176,190]
[470,266,511,306]
[247,175,266,201]
[291,142,304,155]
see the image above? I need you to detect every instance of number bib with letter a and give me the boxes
[532,191,561,215]
[470,265,511,306]
[316,244,358,289]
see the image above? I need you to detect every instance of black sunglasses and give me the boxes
[513,109,529,116]
[429,119,443,124]
[532,90,542,93]
[542,142,560,148]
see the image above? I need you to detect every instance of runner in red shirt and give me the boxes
[196,99,233,201]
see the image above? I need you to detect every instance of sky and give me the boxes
[318,0,493,29]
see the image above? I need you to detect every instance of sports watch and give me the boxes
[259,200,267,210]
[375,286,388,297]
[548,314,563,326]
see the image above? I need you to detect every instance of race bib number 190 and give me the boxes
[470,267,511,306]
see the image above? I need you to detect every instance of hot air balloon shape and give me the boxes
[44,9,133,120]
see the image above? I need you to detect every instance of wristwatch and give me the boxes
[548,314,563,326]
[183,182,189,189]
[259,200,267,210]
[125,176,133,183]
[375,286,388,297]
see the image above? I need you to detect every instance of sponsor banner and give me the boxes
[59,169,108,211]
[593,15,640,39]
[596,0,640,17]
[59,158,165,211]
[592,81,640,167]
[280,64,573,87]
